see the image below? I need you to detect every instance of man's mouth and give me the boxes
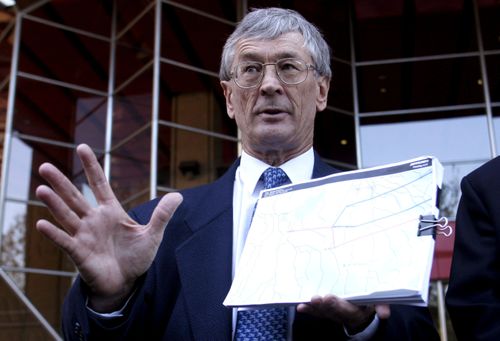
[258,108,289,116]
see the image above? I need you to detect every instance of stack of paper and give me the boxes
[224,156,444,307]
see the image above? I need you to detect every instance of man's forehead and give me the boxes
[234,32,310,61]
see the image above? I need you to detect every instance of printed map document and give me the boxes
[224,156,444,307]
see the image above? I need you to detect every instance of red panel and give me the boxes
[430,221,456,280]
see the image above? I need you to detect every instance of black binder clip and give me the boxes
[418,215,453,239]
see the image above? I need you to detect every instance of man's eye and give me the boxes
[243,64,261,73]
[280,62,300,71]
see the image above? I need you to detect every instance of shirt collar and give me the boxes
[239,148,315,195]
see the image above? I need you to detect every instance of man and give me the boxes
[446,157,500,340]
[36,8,439,340]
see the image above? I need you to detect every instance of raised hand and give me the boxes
[35,144,183,311]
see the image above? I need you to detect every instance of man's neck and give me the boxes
[244,145,312,166]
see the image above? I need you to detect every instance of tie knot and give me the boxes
[261,167,290,189]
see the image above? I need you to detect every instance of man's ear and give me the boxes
[221,80,235,119]
[316,76,330,112]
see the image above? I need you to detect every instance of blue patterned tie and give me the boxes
[261,167,290,190]
[235,167,290,341]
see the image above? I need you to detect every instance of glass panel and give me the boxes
[13,78,107,149]
[486,54,500,103]
[4,137,32,201]
[2,201,76,273]
[360,113,491,217]
[115,0,155,34]
[0,272,65,340]
[329,60,353,111]
[171,0,238,22]
[478,0,500,51]
[5,138,103,204]
[111,127,151,209]
[357,57,483,113]
[314,109,356,167]
[113,66,153,146]
[28,0,111,37]
[158,62,236,136]
[354,0,477,61]
[13,271,72,333]
[19,18,110,91]
[114,4,155,87]
[161,2,235,74]
[0,19,12,84]
[2,201,28,275]
[361,113,490,165]
[157,124,238,191]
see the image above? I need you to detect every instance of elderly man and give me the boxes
[36,7,439,340]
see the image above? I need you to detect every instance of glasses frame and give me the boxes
[230,58,316,89]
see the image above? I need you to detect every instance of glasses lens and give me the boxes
[235,62,263,87]
[276,59,307,84]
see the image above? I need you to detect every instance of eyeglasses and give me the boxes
[230,58,316,89]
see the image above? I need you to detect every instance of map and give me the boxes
[224,156,443,307]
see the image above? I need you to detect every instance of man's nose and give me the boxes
[259,64,283,95]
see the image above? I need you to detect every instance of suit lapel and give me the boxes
[312,151,340,179]
[175,161,238,339]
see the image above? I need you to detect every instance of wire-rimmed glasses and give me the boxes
[231,58,316,89]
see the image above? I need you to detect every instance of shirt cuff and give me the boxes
[344,314,379,340]
[85,288,137,319]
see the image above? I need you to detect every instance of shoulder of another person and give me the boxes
[465,156,500,186]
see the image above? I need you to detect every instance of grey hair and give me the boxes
[219,7,332,81]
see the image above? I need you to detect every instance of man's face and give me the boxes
[221,32,330,162]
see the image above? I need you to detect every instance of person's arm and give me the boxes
[36,144,182,320]
[446,175,500,340]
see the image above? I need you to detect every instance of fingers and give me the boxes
[149,192,183,234]
[77,144,116,204]
[36,185,81,235]
[38,162,91,217]
[36,219,76,256]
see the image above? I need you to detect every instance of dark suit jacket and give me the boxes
[62,153,439,340]
[446,156,500,340]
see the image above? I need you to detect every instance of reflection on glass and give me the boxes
[14,77,107,149]
[161,2,235,73]
[5,137,32,201]
[111,127,151,207]
[19,19,110,91]
[357,57,483,113]
[361,115,492,217]
[158,124,238,192]
[0,272,63,339]
[361,116,491,166]
[2,202,27,290]
[314,109,356,167]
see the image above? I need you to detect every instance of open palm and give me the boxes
[36,144,182,311]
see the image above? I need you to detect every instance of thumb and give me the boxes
[149,192,183,233]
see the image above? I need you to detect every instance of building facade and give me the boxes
[0,0,499,339]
